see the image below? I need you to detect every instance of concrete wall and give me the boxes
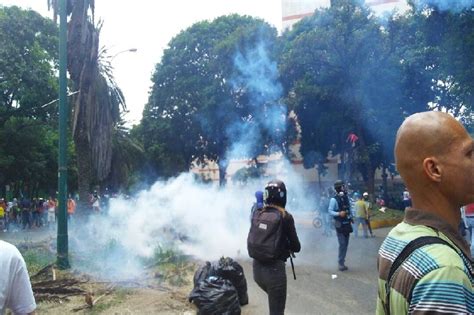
[282,0,408,30]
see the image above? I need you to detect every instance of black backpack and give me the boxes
[247,206,284,262]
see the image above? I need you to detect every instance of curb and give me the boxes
[296,217,403,230]
[369,219,403,229]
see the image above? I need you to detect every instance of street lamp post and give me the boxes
[57,0,70,269]
[111,48,137,62]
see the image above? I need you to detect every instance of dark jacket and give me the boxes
[280,211,301,261]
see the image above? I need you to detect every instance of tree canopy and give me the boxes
[0,5,59,124]
[142,15,283,181]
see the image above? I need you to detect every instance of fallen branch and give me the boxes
[30,263,55,280]
[71,285,115,312]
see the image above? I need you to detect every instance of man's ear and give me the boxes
[423,157,442,182]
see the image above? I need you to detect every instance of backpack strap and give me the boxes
[383,236,462,315]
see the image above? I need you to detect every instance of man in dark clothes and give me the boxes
[328,180,353,271]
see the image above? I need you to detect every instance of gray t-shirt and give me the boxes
[0,240,36,315]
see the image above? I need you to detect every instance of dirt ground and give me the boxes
[36,285,196,315]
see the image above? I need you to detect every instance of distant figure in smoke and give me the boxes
[328,180,353,271]
[47,196,56,229]
[20,198,31,230]
[363,192,375,237]
[91,191,100,213]
[376,111,474,314]
[247,180,301,315]
[402,187,411,210]
[320,189,333,236]
[67,196,76,223]
[250,191,264,220]
[353,192,369,238]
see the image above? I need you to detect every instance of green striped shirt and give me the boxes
[377,208,473,314]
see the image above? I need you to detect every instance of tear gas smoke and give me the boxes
[227,42,286,161]
[69,39,317,280]
[70,168,315,280]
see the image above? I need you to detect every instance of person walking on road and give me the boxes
[377,111,474,314]
[328,180,353,271]
[248,179,301,315]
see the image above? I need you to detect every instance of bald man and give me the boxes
[376,111,474,315]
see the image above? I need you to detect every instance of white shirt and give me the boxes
[403,190,410,200]
[0,241,36,315]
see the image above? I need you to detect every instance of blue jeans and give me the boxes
[353,217,368,238]
[337,232,350,266]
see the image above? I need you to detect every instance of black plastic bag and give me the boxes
[194,261,212,287]
[212,257,249,305]
[189,277,241,315]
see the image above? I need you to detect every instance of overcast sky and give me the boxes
[0,0,282,125]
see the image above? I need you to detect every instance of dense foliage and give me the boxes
[140,1,474,191]
[0,6,77,197]
[141,15,282,183]
[1,1,474,194]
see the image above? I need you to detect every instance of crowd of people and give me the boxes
[0,195,82,232]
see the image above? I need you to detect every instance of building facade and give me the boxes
[282,0,407,30]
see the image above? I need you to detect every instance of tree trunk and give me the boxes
[381,165,388,202]
[354,123,376,196]
[75,134,93,213]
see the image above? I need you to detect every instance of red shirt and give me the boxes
[465,203,474,216]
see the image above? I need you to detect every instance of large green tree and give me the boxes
[142,15,282,183]
[0,6,78,198]
[279,0,406,194]
[0,5,58,125]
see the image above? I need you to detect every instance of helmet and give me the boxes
[334,180,345,193]
[363,192,369,197]
[353,192,361,199]
[264,179,287,208]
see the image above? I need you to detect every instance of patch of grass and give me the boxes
[143,247,192,287]
[83,288,130,315]
[370,207,404,221]
[21,249,55,276]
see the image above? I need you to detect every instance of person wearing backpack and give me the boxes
[328,179,353,271]
[376,111,474,314]
[247,179,301,315]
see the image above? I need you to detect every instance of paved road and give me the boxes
[241,224,391,315]
[0,218,391,314]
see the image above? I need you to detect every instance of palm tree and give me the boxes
[48,0,125,209]
[106,120,145,192]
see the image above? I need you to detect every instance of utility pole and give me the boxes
[57,0,70,269]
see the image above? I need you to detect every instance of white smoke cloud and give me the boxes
[68,37,318,280]
[69,168,315,280]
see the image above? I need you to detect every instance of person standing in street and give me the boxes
[67,196,76,223]
[463,202,474,253]
[328,180,353,271]
[248,179,301,315]
[363,192,375,237]
[47,196,55,229]
[376,111,474,314]
[402,187,411,210]
[353,192,369,238]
